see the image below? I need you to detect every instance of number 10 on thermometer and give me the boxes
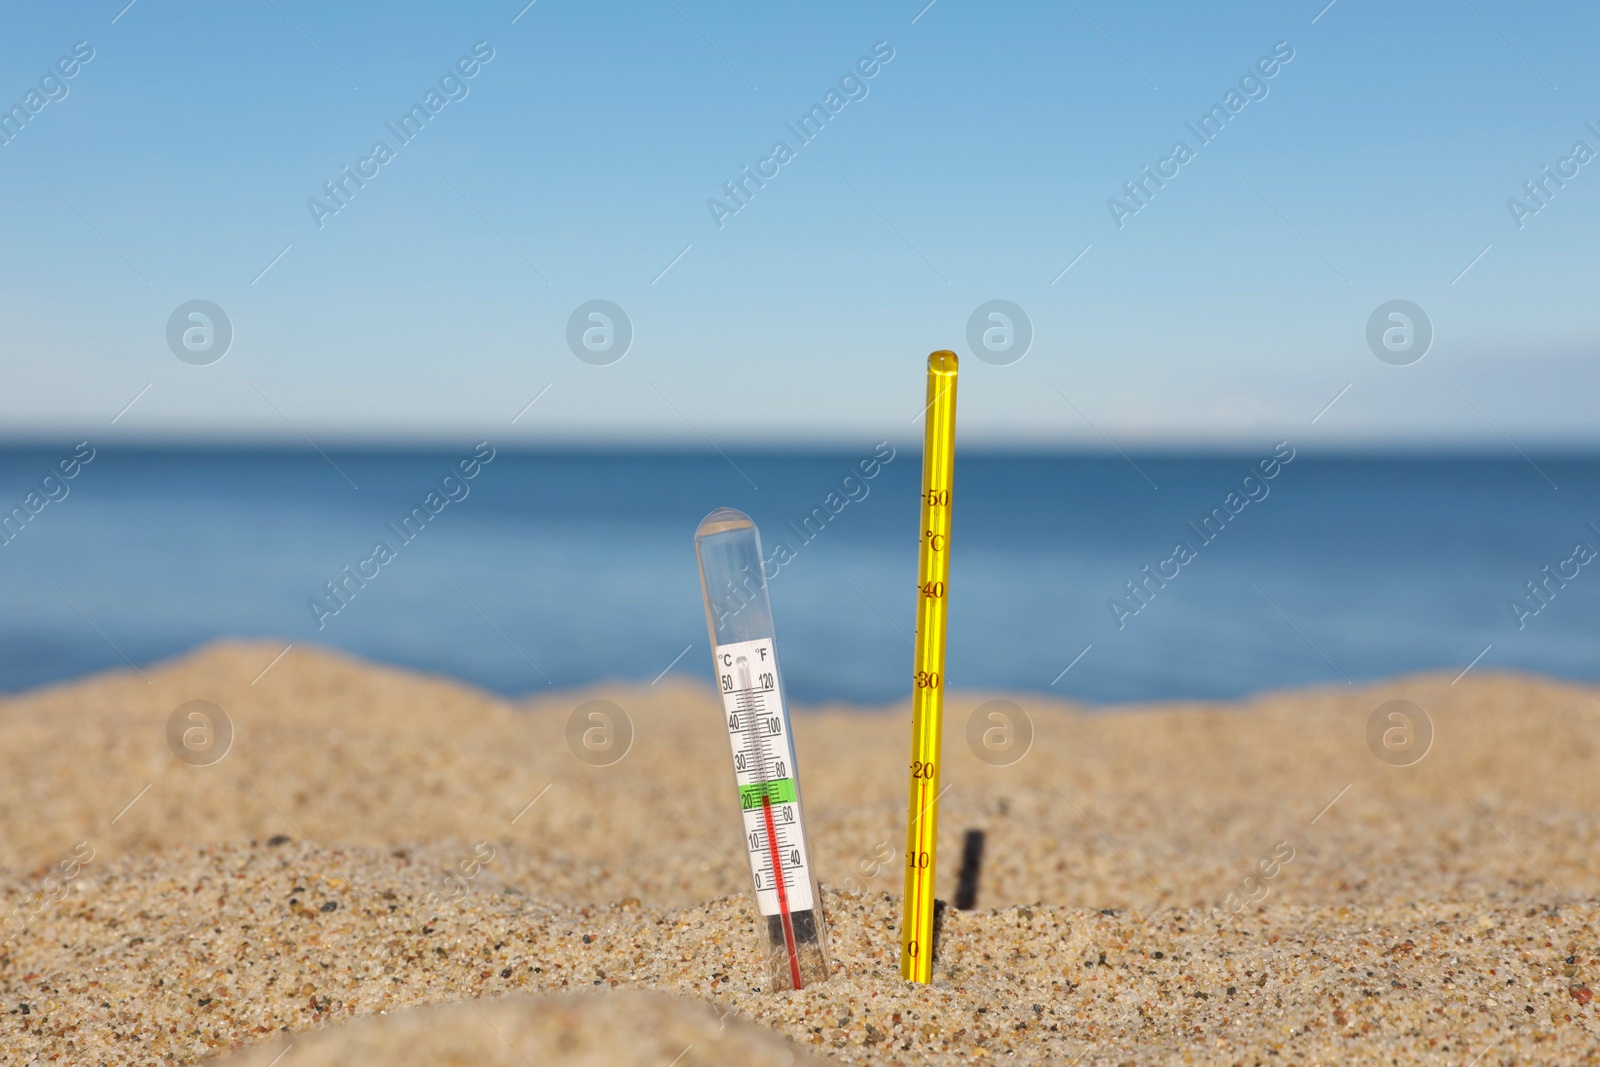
[696,508,830,992]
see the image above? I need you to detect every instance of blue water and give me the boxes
[1,444,1597,706]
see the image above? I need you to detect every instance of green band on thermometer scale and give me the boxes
[739,778,798,808]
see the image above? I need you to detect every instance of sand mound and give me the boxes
[209,988,821,1067]
[4,840,1596,1064]
[1,641,1597,1064]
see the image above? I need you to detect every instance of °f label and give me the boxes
[714,638,815,915]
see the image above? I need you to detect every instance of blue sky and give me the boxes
[1,0,1597,447]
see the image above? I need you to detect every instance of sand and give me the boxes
[0,641,1596,1064]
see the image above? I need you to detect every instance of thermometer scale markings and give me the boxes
[695,508,831,991]
[729,680,802,875]
[717,638,812,988]
[902,350,958,984]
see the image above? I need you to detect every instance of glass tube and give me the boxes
[695,507,830,991]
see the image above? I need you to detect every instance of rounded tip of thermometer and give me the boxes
[927,349,959,375]
[696,506,753,538]
[695,510,831,993]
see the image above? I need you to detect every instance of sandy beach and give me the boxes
[1,641,1596,1064]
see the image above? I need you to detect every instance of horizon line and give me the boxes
[4,436,1600,459]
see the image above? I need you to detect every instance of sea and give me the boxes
[1,444,1597,707]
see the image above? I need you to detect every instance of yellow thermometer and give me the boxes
[901,350,958,982]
